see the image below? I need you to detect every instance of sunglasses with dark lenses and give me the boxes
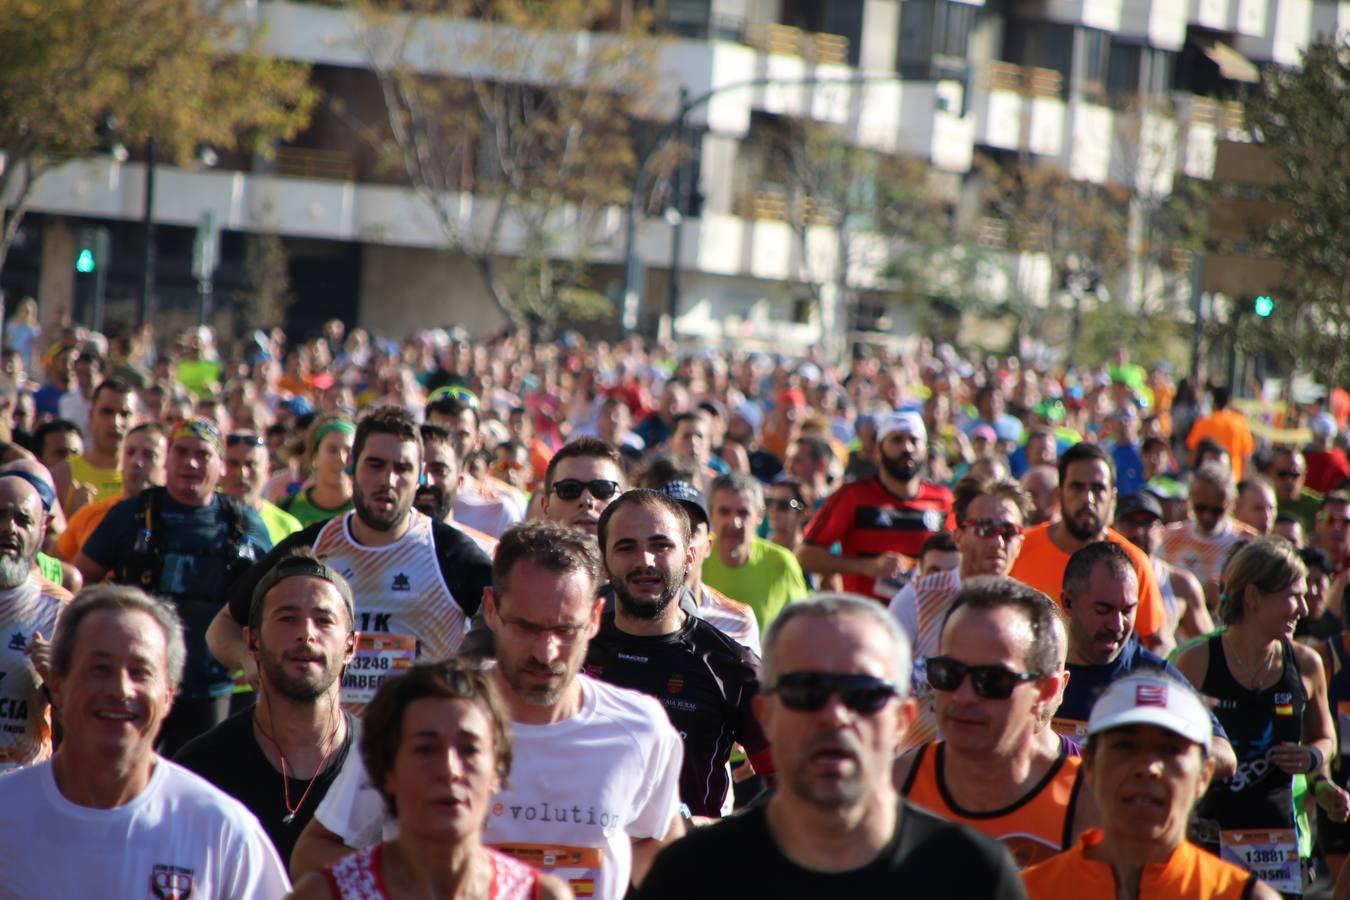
[765,672,900,715]
[766,498,804,512]
[226,433,265,448]
[1276,470,1304,480]
[925,656,1041,700]
[962,519,1023,541]
[551,479,621,501]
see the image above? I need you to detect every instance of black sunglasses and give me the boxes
[551,479,621,501]
[227,433,265,448]
[764,672,900,715]
[926,656,1041,700]
[962,519,1023,541]
[766,498,804,512]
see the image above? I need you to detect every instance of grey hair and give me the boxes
[709,471,764,511]
[52,585,187,691]
[761,592,911,696]
[1192,461,1237,501]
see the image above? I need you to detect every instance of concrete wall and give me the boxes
[358,245,508,339]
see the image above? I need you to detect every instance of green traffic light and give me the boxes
[75,249,95,273]
[1254,295,1274,317]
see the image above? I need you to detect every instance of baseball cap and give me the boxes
[1116,491,1163,521]
[877,410,927,444]
[659,481,709,529]
[1088,673,1212,748]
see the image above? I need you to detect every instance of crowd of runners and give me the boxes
[2,317,1350,898]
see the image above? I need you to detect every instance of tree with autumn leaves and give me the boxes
[0,0,316,277]
[352,0,658,334]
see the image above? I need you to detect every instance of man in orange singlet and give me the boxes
[896,576,1091,868]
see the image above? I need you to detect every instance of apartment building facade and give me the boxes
[2,0,1346,353]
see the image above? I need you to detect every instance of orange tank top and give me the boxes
[901,740,1084,869]
[1021,830,1255,899]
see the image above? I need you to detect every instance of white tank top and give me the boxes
[313,511,466,709]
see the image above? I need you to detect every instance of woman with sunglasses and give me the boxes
[763,479,810,555]
[1175,537,1343,898]
[286,659,570,900]
[280,414,356,528]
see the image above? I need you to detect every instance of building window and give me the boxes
[898,0,975,78]
[1080,27,1111,98]
[1106,41,1142,96]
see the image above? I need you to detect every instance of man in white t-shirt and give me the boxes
[0,585,289,898]
[292,522,685,900]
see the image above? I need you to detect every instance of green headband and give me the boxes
[313,419,356,452]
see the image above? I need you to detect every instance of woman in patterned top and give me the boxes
[287,659,571,900]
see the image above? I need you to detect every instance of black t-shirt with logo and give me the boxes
[584,611,769,818]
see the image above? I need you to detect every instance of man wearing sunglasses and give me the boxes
[1112,491,1213,643]
[1159,462,1255,609]
[889,475,1032,748]
[539,437,627,538]
[637,594,1026,898]
[1313,490,1350,573]
[1010,442,1172,656]
[898,577,1091,869]
[1053,541,1236,778]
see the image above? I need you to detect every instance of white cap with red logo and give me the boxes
[1087,673,1213,747]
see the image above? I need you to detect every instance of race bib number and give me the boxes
[1050,717,1089,740]
[1220,829,1301,895]
[492,843,602,898]
[340,634,416,706]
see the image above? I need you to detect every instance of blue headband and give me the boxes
[0,471,55,512]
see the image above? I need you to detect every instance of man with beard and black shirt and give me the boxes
[797,411,955,601]
[177,549,358,864]
[585,488,773,819]
[1010,442,1172,656]
[206,406,493,712]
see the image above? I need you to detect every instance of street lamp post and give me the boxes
[139,138,157,327]
[620,72,903,340]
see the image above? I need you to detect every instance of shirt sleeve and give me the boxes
[79,498,137,570]
[801,485,853,549]
[312,750,389,851]
[625,711,685,840]
[889,584,920,646]
[223,815,292,899]
[1131,550,1166,640]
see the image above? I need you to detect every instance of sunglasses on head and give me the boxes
[226,433,265,448]
[962,519,1023,541]
[764,672,900,715]
[551,479,621,501]
[925,656,1041,700]
[766,498,804,512]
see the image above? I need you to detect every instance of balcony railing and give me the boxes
[743,23,850,65]
[983,62,1063,99]
[273,146,356,181]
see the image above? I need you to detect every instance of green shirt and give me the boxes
[258,500,304,544]
[278,488,353,528]
[1280,488,1323,533]
[37,552,63,586]
[702,537,809,632]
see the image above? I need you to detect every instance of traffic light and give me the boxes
[1254,294,1275,317]
[75,248,95,273]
